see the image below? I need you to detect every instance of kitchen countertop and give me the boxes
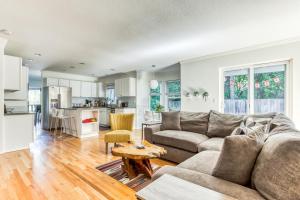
[4,112,35,116]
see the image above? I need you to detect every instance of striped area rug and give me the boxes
[96,159,160,191]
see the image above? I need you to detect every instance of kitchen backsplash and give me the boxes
[118,96,136,108]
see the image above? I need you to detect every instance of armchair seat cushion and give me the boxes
[104,130,131,143]
[152,130,208,153]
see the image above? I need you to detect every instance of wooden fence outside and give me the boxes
[224,99,284,115]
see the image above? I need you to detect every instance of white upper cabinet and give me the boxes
[43,78,59,87]
[115,79,122,97]
[115,77,136,97]
[5,67,29,100]
[98,82,104,97]
[80,81,92,97]
[91,82,97,97]
[58,79,70,87]
[4,55,22,91]
[70,80,81,97]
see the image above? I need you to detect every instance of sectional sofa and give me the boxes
[144,111,300,200]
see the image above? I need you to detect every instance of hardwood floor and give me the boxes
[0,127,174,200]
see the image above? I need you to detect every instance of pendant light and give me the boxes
[150,65,159,89]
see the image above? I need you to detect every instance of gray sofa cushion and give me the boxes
[198,138,224,152]
[153,166,265,200]
[180,112,209,134]
[161,111,181,130]
[212,125,265,186]
[178,150,220,175]
[207,110,243,138]
[152,130,208,153]
[251,132,300,200]
[155,144,196,163]
[152,130,208,152]
[269,113,298,135]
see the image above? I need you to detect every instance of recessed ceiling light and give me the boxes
[79,62,85,65]
[34,53,42,56]
[69,66,75,69]
[27,59,33,62]
[0,29,13,36]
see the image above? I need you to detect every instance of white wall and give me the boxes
[181,41,300,128]
[0,37,7,153]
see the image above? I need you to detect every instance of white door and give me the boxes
[70,80,81,97]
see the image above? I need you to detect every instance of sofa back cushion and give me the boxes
[269,113,298,135]
[207,110,244,137]
[251,132,300,200]
[212,125,265,185]
[180,112,209,134]
[161,111,181,131]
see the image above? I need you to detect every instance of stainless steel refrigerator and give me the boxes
[42,86,72,130]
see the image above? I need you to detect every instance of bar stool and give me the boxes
[50,109,76,138]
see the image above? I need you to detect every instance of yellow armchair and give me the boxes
[104,113,134,153]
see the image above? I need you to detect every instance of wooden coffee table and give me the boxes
[112,141,166,179]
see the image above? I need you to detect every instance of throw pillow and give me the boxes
[207,110,244,137]
[269,113,298,135]
[245,117,272,128]
[180,112,209,134]
[161,111,181,131]
[212,125,265,185]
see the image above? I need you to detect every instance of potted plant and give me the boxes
[154,104,164,121]
[193,90,200,97]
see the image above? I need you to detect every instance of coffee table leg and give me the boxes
[122,157,154,179]
[135,159,153,178]
[122,157,138,179]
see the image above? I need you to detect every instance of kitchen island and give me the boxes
[64,108,100,138]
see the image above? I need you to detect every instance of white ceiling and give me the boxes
[1,0,300,77]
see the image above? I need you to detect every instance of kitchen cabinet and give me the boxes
[59,79,70,87]
[4,55,22,91]
[80,81,92,97]
[5,67,29,100]
[43,78,59,86]
[91,83,97,97]
[4,114,34,152]
[98,82,104,97]
[70,80,81,97]
[114,77,136,97]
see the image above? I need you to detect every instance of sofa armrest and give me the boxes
[144,124,161,143]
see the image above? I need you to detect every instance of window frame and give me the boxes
[219,60,292,116]
[149,79,181,111]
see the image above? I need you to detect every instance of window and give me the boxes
[166,80,181,111]
[105,84,116,104]
[28,89,41,112]
[150,80,181,111]
[150,82,161,111]
[221,61,289,115]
